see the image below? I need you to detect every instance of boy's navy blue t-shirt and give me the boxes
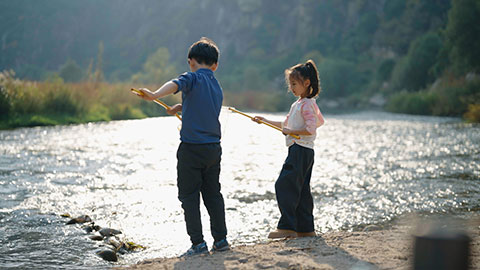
[172,68,223,144]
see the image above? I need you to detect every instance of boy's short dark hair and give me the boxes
[187,37,219,66]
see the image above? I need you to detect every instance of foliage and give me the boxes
[15,65,49,81]
[94,41,105,83]
[0,0,451,86]
[385,90,436,115]
[224,90,295,112]
[377,59,395,82]
[109,104,145,120]
[0,70,16,118]
[43,82,84,115]
[317,58,364,98]
[391,32,443,92]
[59,59,84,82]
[445,0,480,74]
[130,47,177,84]
[0,71,180,129]
[429,78,480,116]
[386,78,480,117]
[0,87,9,118]
[383,0,405,20]
[0,0,479,123]
[464,104,480,123]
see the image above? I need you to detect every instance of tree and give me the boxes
[59,59,84,82]
[131,47,176,84]
[445,0,480,74]
[383,0,406,20]
[377,59,395,82]
[317,58,360,98]
[391,32,443,91]
[94,42,104,83]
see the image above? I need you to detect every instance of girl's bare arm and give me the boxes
[252,116,282,129]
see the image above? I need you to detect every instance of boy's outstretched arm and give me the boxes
[138,81,178,101]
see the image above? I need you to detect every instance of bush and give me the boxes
[386,76,480,118]
[0,71,154,129]
[430,77,480,116]
[385,91,436,115]
[109,104,146,120]
[430,84,467,116]
[43,83,84,115]
[59,59,84,82]
[3,75,44,115]
[0,86,9,118]
[464,104,480,122]
[0,71,13,118]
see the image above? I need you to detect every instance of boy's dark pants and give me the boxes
[177,142,227,245]
[276,143,315,233]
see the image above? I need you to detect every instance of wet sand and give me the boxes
[120,215,479,270]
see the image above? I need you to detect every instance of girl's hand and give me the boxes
[138,88,156,101]
[252,116,265,124]
[282,127,293,135]
[166,104,182,115]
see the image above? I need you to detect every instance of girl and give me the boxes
[252,59,324,239]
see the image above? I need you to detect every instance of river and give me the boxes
[0,111,479,269]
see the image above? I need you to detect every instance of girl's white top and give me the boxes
[283,98,324,149]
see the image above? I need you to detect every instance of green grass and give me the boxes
[0,112,113,129]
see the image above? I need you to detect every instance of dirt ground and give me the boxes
[119,215,480,270]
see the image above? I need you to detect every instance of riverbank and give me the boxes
[1,70,479,131]
[120,215,479,270]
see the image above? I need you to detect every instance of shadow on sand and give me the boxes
[171,236,379,269]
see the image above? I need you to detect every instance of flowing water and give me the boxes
[0,111,479,269]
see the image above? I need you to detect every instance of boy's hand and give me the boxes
[137,88,156,101]
[252,116,265,124]
[166,104,182,115]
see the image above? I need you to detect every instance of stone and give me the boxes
[96,249,118,262]
[66,215,92,225]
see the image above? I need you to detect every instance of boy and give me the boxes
[137,37,228,256]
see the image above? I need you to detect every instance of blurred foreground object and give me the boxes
[413,218,471,270]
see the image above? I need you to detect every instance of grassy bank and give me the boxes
[1,70,479,130]
[0,70,181,129]
[385,75,480,122]
[0,70,298,130]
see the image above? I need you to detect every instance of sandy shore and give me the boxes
[120,215,479,270]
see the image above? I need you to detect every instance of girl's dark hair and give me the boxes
[187,37,219,66]
[285,59,321,98]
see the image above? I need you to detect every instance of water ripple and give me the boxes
[0,112,479,268]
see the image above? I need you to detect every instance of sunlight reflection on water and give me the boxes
[0,111,479,269]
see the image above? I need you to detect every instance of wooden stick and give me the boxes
[228,107,300,139]
[130,88,182,121]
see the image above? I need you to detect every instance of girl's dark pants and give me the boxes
[276,143,315,233]
[176,142,227,245]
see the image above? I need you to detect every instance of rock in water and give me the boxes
[89,235,104,241]
[66,215,92,225]
[96,249,118,262]
[99,228,122,237]
[83,223,101,233]
[108,238,122,249]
